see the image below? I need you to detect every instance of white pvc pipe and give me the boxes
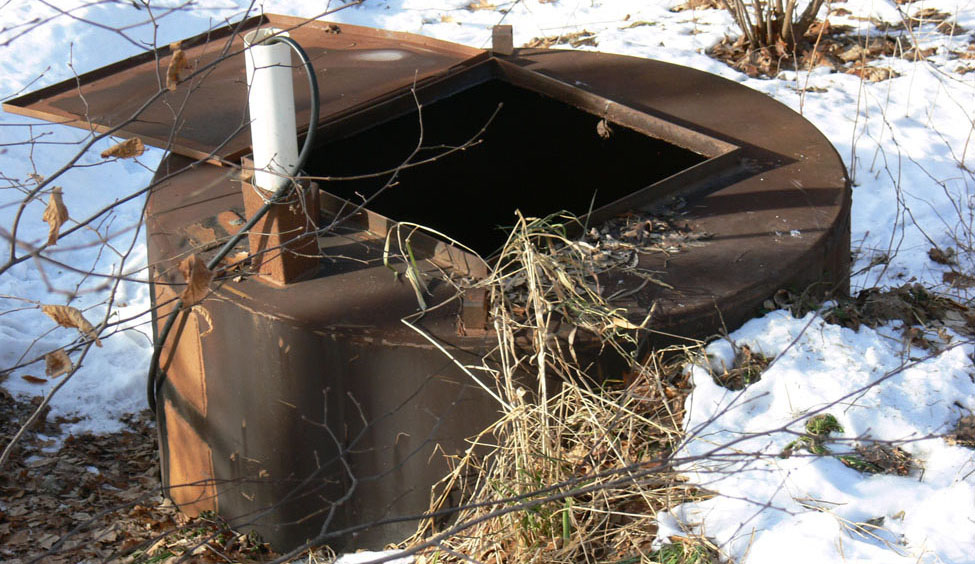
[244,28,299,192]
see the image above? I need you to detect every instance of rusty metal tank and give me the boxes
[4,14,850,551]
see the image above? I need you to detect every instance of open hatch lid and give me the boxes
[2,14,486,162]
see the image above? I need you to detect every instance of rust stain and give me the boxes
[240,175,321,286]
[155,285,207,417]
[164,400,217,516]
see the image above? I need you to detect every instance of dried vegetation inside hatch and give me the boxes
[490,209,711,334]
[402,214,710,563]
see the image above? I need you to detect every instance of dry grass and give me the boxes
[404,212,708,563]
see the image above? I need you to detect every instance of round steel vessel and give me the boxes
[4,14,850,551]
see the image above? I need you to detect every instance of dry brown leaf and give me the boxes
[178,254,214,306]
[45,349,72,377]
[847,64,899,82]
[466,0,494,10]
[669,0,722,11]
[22,375,47,384]
[41,186,68,246]
[41,305,102,347]
[928,246,957,265]
[166,42,188,91]
[944,270,975,288]
[38,533,60,549]
[100,137,145,159]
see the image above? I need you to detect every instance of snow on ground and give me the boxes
[1,0,974,561]
[658,311,975,562]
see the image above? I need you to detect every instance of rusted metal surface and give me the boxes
[492,25,514,55]
[2,15,485,162]
[239,160,322,286]
[143,43,849,549]
[161,400,218,516]
[147,154,504,548]
[9,15,850,552]
[500,49,852,340]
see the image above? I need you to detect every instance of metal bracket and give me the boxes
[240,157,321,286]
[492,25,513,56]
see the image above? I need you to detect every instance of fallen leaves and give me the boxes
[846,64,899,82]
[177,254,213,306]
[525,30,598,49]
[670,0,722,11]
[706,19,928,81]
[45,349,72,378]
[100,137,145,159]
[0,399,180,563]
[823,283,975,347]
[465,0,494,11]
[166,41,188,91]
[41,186,68,246]
[41,305,102,347]
[712,344,772,390]
[21,375,47,384]
[905,8,965,34]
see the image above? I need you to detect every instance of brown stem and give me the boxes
[794,0,827,40]
[783,0,798,46]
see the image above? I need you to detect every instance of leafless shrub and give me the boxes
[719,0,827,50]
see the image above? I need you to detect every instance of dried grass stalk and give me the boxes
[406,212,704,562]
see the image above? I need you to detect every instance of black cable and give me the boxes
[147,35,320,411]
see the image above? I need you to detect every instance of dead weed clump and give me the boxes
[947,415,975,448]
[406,213,702,563]
[839,443,917,476]
[649,537,721,564]
[778,413,921,475]
[823,283,975,347]
[711,344,771,391]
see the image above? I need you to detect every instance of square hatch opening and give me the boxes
[307,62,717,257]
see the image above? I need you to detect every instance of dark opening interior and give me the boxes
[309,79,707,256]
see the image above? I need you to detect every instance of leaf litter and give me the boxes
[0,391,281,563]
[707,17,941,80]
